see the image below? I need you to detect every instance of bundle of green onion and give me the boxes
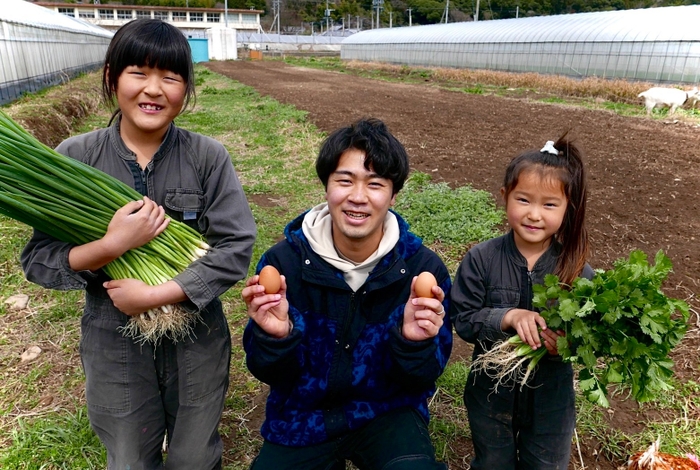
[0,110,209,343]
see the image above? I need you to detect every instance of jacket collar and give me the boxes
[504,230,562,273]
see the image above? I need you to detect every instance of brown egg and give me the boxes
[414,271,437,298]
[259,265,281,294]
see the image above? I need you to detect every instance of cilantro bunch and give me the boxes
[534,250,689,407]
[471,250,689,407]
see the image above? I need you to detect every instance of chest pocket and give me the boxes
[486,286,520,308]
[165,189,205,231]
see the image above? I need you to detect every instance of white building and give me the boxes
[34,1,263,34]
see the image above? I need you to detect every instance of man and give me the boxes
[242,118,452,470]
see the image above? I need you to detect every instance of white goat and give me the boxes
[638,86,699,115]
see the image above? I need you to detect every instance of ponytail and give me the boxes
[551,132,588,286]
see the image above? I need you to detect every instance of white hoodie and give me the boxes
[302,203,400,291]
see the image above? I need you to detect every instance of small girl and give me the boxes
[450,133,593,469]
[21,19,256,469]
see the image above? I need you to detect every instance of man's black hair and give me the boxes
[316,118,410,195]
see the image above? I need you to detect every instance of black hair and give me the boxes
[102,19,195,122]
[316,118,410,195]
[502,131,589,286]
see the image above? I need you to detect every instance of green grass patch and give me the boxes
[395,172,504,265]
[1,407,105,469]
[429,362,472,464]
[462,85,484,95]
[540,96,567,104]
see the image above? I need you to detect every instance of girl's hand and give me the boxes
[502,308,548,350]
[103,278,156,316]
[242,274,290,339]
[402,276,445,341]
[103,279,187,316]
[541,328,566,355]
[104,197,169,255]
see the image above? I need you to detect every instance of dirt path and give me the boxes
[204,60,700,469]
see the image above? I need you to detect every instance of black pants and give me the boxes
[250,407,447,470]
[464,360,575,470]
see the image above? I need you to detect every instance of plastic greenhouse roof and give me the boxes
[342,5,700,45]
[3,0,112,37]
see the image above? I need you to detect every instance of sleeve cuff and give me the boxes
[484,308,512,342]
[390,324,436,352]
[173,268,215,312]
[57,245,93,289]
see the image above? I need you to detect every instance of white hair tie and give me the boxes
[540,141,558,155]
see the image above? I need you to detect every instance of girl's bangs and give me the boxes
[130,39,190,80]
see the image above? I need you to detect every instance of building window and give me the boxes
[154,11,169,21]
[190,12,204,22]
[136,11,151,19]
[117,10,133,20]
[172,11,186,22]
[78,9,94,19]
[241,14,257,24]
[206,13,220,23]
[98,9,113,20]
[58,8,74,17]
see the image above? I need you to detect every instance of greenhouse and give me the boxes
[341,5,700,84]
[0,0,112,105]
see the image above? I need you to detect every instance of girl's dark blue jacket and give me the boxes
[243,210,452,447]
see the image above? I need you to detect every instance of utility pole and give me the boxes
[475,0,479,21]
[389,11,392,28]
[407,8,412,26]
[516,6,519,18]
[442,0,449,23]
[325,0,334,34]
[269,0,280,35]
[372,0,383,28]
[356,15,360,30]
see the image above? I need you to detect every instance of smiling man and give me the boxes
[241,118,453,470]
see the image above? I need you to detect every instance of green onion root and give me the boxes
[471,335,548,391]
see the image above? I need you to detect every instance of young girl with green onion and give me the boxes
[21,19,256,469]
[449,134,593,469]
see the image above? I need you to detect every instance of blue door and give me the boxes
[188,38,208,63]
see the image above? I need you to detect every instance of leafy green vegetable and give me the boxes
[533,249,689,407]
[471,250,689,407]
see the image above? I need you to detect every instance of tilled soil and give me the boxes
[204,60,700,470]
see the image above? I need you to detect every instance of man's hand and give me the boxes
[402,275,445,341]
[242,272,290,339]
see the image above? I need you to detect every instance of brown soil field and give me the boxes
[204,60,700,470]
